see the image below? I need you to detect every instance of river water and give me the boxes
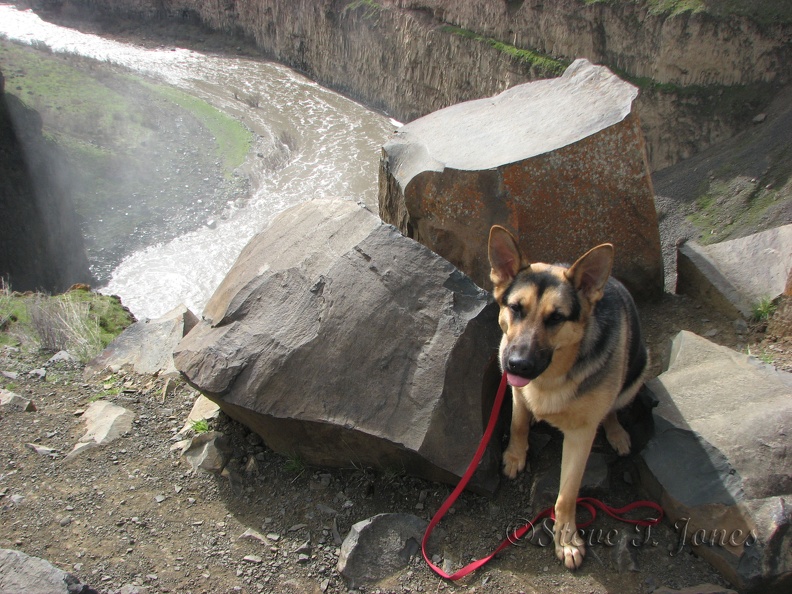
[0,5,394,319]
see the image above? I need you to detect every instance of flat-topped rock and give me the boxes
[387,58,639,174]
[174,199,503,493]
[677,224,792,318]
[380,58,663,299]
[639,331,792,592]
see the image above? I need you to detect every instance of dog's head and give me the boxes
[488,225,613,387]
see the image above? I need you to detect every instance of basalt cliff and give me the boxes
[0,69,91,293]
[33,0,792,171]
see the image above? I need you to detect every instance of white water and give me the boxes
[0,5,395,319]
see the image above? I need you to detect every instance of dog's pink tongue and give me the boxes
[507,373,531,388]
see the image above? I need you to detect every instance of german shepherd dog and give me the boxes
[488,225,648,570]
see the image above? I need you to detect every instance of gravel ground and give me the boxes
[0,290,782,594]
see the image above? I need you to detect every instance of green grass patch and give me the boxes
[190,418,211,434]
[645,0,706,16]
[0,38,254,280]
[746,344,775,365]
[580,1,792,25]
[0,282,134,360]
[284,453,307,474]
[752,296,777,322]
[0,41,153,154]
[0,39,251,178]
[441,25,569,77]
[687,177,783,245]
[147,83,252,173]
[343,0,382,18]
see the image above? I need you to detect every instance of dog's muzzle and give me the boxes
[504,347,552,388]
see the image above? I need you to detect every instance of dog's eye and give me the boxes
[508,302,522,317]
[546,311,566,325]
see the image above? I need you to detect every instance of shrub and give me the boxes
[27,293,103,362]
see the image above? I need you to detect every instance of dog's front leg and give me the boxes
[502,391,532,478]
[554,425,597,569]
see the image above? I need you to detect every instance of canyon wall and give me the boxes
[0,69,92,292]
[39,0,792,169]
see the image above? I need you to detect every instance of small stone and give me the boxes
[238,528,268,543]
[155,495,167,503]
[28,367,46,379]
[266,533,280,542]
[243,554,262,564]
[612,532,640,573]
[25,443,58,456]
[47,350,76,365]
[59,516,72,527]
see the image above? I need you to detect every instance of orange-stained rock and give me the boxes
[379,59,663,300]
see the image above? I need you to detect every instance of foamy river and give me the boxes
[0,5,394,319]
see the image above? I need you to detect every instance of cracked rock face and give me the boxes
[379,58,663,300]
[175,199,503,493]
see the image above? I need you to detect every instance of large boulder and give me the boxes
[174,199,503,492]
[379,58,663,300]
[676,224,792,319]
[639,331,792,593]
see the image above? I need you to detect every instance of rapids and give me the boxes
[0,5,394,319]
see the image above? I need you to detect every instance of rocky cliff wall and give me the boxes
[0,69,92,292]
[39,0,792,169]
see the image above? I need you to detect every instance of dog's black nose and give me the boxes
[506,356,534,379]
[506,352,551,380]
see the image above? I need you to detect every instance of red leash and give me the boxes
[421,371,664,580]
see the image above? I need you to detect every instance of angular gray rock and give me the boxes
[676,224,792,318]
[379,58,663,300]
[0,548,96,594]
[337,513,428,589]
[66,400,135,460]
[47,350,77,365]
[175,199,502,492]
[0,388,36,412]
[639,331,792,593]
[85,304,198,378]
[181,431,231,474]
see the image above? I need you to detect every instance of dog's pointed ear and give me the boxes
[488,225,526,287]
[566,244,614,302]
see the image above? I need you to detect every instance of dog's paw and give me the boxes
[605,424,632,456]
[502,447,527,479]
[555,538,586,570]
[554,524,586,570]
